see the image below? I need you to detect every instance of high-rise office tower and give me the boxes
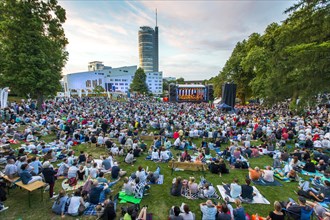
[138,11,159,73]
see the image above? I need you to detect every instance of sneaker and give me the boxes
[0,206,9,212]
[50,194,59,199]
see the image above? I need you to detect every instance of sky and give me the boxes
[59,0,294,80]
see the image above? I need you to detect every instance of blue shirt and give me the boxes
[102,159,111,170]
[52,196,68,215]
[200,205,217,220]
[234,207,246,220]
[20,170,32,184]
[29,160,42,174]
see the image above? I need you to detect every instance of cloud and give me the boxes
[59,0,293,79]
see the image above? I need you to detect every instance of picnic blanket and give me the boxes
[217,185,270,204]
[83,204,97,216]
[61,179,85,191]
[274,173,291,182]
[148,175,164,184]
[119,191,142,204]
[252,179,283,186]
[301,170,330,181]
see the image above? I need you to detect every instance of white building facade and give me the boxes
[62,62,163,95]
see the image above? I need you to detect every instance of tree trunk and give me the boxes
[37,93,44,112]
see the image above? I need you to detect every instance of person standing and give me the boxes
[42,161,58,199]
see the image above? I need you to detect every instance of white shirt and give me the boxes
[67,196,81,214]
[151,151,159,160]
[160,151,169,160]
[180,212,194,220]
[174,138,181,147]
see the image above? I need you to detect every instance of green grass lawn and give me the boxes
[1,137,303,220]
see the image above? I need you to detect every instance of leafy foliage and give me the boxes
[213,0,330,108]
[130,67,149,94]
[0,0,68,109]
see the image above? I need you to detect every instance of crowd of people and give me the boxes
[0,96,330,219]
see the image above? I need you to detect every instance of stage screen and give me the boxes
[177,85,206,102]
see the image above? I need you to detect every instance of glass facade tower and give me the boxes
[138,26,159,73]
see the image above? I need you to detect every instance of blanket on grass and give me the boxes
[61,179,85,191]
[83,204,97,216]
[119,191,142,204]
[301,170,330,181]
[274,173,291,182]
[148,175,164,185]
[252,179,283,186]
[217,185,270,204]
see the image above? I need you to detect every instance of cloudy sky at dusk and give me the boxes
[59,0,294,80]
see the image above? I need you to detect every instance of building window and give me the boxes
[99,79,102,85]
[92,80,98,88]
[86,80,91,87]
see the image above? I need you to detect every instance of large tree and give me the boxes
[213,0,330,108]
[0,0,68,110]
[130,67,149,94]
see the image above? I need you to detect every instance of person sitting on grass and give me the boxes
[147,166,161,184]
[123,177,135,196]
[200,200,217,220]
[202,183,217,199]
[20,163,42,184]
[151,149,160,161]
[223,178,242,199]
[241,178,255,202]
[180,204,195,220]
[169,206,184,220]
[171,177,183,196]
[52,190,68,218]
[233,199,246,220]
[125,149,136,165]
[303,158,316,173]
[160,147,171,162]
[67,189,89,216]
[57,158,69,177]
[89,180,110,205]
[216,203,231,220]
[188,177,199,199]
[266,201,284,220]
[261,166,274,182]
[111,162,126,180]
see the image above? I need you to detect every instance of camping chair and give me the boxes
[282,206,314,220]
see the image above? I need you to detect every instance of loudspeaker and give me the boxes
[169,84,177,102]
[221,84,237,107]
[207,85,214,101]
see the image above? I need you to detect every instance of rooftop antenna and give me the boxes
[156,8,158,27]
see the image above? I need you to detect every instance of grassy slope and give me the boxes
[1,136,302,220]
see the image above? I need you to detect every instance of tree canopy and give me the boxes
[0,0,68,109]
[130,67,149,94]
[213,0,330,108]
